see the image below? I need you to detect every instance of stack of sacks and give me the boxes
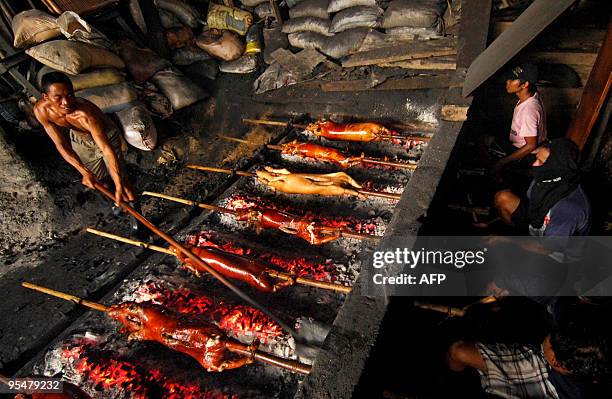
[282,0,380,59]
[26,40,133,114]
[381,0,447,40]
[118,40,207,113]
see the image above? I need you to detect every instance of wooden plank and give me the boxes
[342,38,456,68]
[540,87,583,106]
[520,51,598,66]
[319,75,452,92]
[379,56,456,70]
[566,20,612,150]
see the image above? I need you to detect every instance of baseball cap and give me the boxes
[505,63,539,83]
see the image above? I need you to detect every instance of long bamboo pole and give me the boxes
[93,183,296,337]
[0,373,12,385]
[142,191,379,241]
[218,136,418,170]
[22,282,110,312]
[414,296,498,317]
[185,164,402,200]
[21,282,311,375]
[86,228,352,294]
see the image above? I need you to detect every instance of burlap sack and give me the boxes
[165,26,194,49]
[117,40,171,82]
[76,83,138,113]
[289,0,330,20]
[26,40,125,75]
[116,103,158,151]
[195,29,244,62]
[37,66,124,91]
[381,0,446,30]
[12,10,61,48]
[151,69,207,110]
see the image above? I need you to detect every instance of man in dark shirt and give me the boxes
[495,138,591,239]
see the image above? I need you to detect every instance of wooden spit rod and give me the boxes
[241,118,433,142]
[217,135,418,170]
[141,191,379,241]
[185,164,402,200]
[86,228,352,294]
[92,183,297,338]
[413,296,498,318]
[21,282,311,375]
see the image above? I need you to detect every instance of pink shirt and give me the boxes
[509,92,547,148]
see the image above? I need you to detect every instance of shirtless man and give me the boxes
[33,72,135,204]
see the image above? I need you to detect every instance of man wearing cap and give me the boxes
[491,63,547,177]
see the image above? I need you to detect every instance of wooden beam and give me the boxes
[566,20,612,150]
[379,56,456,70]
[520,51,598,66]
[318,75,452,92]
[342,38,456,68]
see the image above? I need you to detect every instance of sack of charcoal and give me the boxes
[381,0,447,38]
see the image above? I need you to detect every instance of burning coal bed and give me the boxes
[27,125,426,398]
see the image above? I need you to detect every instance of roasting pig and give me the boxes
[306,121,391,142]
[171,245,295,292]
[236,208,342,245]
[255,167,365,198]
[108,303,256,372]
[281,140,363,168]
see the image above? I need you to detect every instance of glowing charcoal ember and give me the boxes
[133,282,283,342]
[186,232,336,281]
[220,194,384,236]
[63,344,234,399]
[360,181,405,195]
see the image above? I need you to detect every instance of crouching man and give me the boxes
[33,72,135,205]
[447,305,612,398]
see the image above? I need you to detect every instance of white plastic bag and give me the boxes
[56,11,113,49]
[116,103,158,151]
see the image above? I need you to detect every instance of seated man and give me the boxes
[494,138,590,238]
[33,72,135,205]
[490,63,547,177]
[446,302,612,398]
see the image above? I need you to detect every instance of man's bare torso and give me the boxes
[34,97,113,139]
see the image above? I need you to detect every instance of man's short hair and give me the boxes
[41,72,73,94]
[550,304,612,380]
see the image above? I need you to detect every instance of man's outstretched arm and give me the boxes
[83,112,135,203]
